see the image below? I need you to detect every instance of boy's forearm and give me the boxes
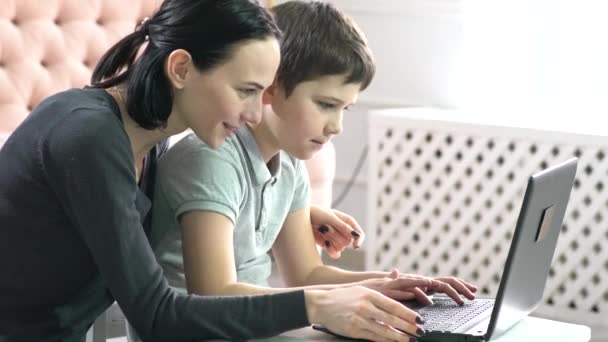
[194,267,392,297]
[303,265,390,285]
[191,281,345,297]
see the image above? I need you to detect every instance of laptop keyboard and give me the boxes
[417,297,494,332]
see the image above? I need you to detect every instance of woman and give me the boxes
[0,1,424,341]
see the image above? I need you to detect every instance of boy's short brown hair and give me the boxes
[271,1,375,97]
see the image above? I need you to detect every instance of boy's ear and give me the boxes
[262,81,278,105]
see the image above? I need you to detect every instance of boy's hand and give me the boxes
[309,205,365,258]
[355,272,434,304]
[357,269,478,305]
[420,275,478,304]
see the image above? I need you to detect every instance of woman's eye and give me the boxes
[239,88,257,97]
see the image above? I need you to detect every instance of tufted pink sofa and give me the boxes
[0,0,159,132]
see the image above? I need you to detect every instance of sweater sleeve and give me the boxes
[41,112,309,342]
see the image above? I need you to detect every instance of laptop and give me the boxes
[314,157,578,341]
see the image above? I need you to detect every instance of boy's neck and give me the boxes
[247,108,281,163]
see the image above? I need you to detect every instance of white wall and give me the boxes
[327,0,467,230]
[325,2,607,339]
[326,0,608,235]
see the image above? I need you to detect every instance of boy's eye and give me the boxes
[316,101,337,110]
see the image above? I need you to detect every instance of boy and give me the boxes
[151,1,476,338]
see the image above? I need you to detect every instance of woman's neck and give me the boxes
[107,87,184,161]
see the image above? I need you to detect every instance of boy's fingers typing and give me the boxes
[433,277,476,301]
[409,286,434,306]
[428,279,466,305]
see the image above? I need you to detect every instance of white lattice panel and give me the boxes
[366,109,608,329]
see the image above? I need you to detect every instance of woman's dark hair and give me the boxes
[91,0,281,129]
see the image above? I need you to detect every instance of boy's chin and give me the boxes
[291,149,317,161]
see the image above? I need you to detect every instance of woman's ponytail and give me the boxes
[91,28,148,88]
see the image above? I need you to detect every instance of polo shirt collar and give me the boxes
[236,127,281,185]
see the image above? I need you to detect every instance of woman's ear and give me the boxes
[165,49,193,90]
[262,80,278,105]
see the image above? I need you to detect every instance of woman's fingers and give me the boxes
[363,296,423,339]
[325,244,342,259]
[366,290,421,327]
[313,230,342,259]
[312,229,327,249]
[314,287,422,341]
[356,322,417,342]
[316,224,352,253]
[332,210,365,248]
[325,221,356,247]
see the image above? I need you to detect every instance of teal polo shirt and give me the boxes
[150,127,310,289]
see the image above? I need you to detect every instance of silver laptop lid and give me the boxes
[486,157,578,339]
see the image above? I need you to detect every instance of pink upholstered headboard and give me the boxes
[0,0,334,205]
[0,0,161,133]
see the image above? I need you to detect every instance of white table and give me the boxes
[253,316,591,342]
[107,316,590,342]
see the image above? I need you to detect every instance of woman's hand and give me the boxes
[305,286,425,341]
[357,269,478,305]
[309,205,365,259]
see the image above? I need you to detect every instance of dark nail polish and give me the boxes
[350,230,360,238]
[318,225,330,234]
[324,240,330,247]
[416,327,426,336]
[415,316,424,324]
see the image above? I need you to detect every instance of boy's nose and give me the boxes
[325,117,343,136]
